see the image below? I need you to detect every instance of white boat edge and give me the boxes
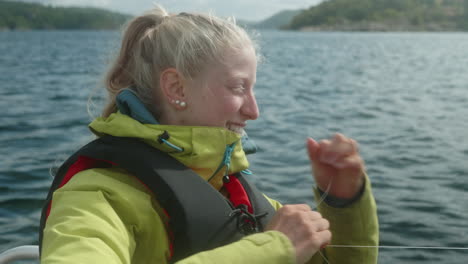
[0,245,39,264]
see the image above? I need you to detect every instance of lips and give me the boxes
[226,122,245,134]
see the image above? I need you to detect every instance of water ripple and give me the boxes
[1,31,468,262]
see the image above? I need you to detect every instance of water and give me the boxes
[1,30,468,263]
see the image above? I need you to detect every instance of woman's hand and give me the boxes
[307,133,365,199]
[266,204,331,264]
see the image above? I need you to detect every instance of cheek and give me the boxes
[223,100,242,114]
[203,97,242,125]
[204,87,238,111]
[220,96,243,114]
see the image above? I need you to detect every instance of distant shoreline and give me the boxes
[286,0,468,32]
[298,27,468,33]
[0,1,130,31]
[298,22,467,32]
[0,27,121,32]
[2,28,467,34]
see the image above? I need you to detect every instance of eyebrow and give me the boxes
[225,77,256,88]
[226,73,255,83]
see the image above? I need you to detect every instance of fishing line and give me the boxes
[312,179,468,264]
[312,176,333,210]
[310,168,468,262]
[318,250,330,264]
[318,245,468,264]
[314,179,332,264]
[326,245,468,250]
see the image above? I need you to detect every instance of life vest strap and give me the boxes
[39,136,275,262]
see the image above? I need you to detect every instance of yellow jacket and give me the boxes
[41,112,379,263]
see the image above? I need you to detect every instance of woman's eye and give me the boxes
[230,85,246,93]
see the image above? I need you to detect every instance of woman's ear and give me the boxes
[160,68,187,109]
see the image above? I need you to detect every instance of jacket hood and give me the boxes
[89,112,249,190]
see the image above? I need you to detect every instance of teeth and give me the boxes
[227,125,244,134]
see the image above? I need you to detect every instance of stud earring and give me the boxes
[172,99,186,108]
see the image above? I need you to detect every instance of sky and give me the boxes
[18,0,324,21]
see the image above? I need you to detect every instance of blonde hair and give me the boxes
[102,5,258,118]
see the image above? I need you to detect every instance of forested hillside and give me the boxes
[0,0,130,30]
[253,10,302,29]
[286,0,468,31]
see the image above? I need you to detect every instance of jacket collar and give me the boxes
[89,112,250,190]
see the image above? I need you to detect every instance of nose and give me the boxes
[241,91,259,120]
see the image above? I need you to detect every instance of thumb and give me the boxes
[306,137,320,162]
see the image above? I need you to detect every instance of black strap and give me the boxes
[237,174,276,231]
[39,136,275,261]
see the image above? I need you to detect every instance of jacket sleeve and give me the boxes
[41,168,297,264]
[309,174,379,264]
[41,167,170,263]
[176,231,295,264]
[263,174,379,264]
[41,189,137,263]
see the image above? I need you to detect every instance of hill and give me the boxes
[0,0,131,30]
[253,9,303,29]
[285,0,468,31]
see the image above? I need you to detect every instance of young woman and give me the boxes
[40,6,378,264]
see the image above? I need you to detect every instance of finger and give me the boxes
[306,138,320,162]
[282,204,312,213]
[311,230,332,250]
[334,155,364,170]
[318,140,331,157]
[307,210,323,221]
[321,140,357,164]
[318,139,339,164]
[350,139,359,152]
[320,230,332,243]
[332,133,346,142]
[311,218,330,232]
[329,137,356,156]
[295,204,312,212]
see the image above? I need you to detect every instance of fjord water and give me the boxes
[1,30,467,263]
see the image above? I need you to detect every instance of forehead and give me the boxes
[209,46,257,79]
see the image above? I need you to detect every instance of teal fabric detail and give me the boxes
[223,142,236,165]
[116,89,159,124]
[241,169,253,175]
[208,141,238,182]
[159,138,184,152]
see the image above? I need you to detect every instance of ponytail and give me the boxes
[102,6,169,117]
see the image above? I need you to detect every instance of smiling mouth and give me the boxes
[226,124,245,134]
